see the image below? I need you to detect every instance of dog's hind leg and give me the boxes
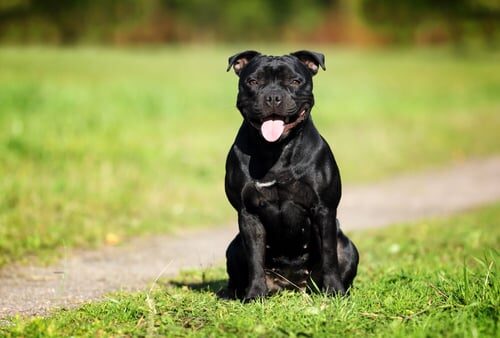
[336,220,359,291]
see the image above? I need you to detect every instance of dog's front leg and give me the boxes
[315,206,346,295]
[238,209,267,300]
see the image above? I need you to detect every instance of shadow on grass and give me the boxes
[167,279,228,296]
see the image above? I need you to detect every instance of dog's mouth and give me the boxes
[257,107,309,143]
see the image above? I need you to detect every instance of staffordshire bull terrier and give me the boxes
[223,50,359,300]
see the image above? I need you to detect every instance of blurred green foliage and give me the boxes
[0,0,331,44]
[0,0,498,45]
[362,0,500,45]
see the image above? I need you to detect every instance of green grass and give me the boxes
[2,204,498,337]
[0,46,499,267]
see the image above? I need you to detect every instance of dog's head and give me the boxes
[227,50,325,143]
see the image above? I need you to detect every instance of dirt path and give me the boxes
[1,156,499,318]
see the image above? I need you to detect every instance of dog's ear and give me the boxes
[227,50,261,76]
[290,50,326,75]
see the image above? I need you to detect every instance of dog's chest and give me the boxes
[243,177,316,212]
[242,177,317,252]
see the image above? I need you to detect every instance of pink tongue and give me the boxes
[261,119,285,142]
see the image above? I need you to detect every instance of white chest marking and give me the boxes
[256,180,276,188]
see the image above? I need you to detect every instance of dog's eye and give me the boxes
[247,79,258,86]
[291,79,302,86]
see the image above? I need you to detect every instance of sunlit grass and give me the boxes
[2,204,498,337]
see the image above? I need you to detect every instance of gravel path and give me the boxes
[1,156,499,318]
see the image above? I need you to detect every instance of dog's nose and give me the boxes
[265,93,282,107]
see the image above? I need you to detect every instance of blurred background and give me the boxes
[0,1,499,265]
[0,0,499,46]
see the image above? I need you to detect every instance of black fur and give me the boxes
[223,51,359,300]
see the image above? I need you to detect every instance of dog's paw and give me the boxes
[322,286,346,297]
[216,288,238,300]
[322,276,346,296]
[244,283,268,301]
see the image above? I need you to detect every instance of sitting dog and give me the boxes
[223,50,359,300]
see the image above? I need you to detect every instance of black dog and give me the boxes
[223,50,359,300]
